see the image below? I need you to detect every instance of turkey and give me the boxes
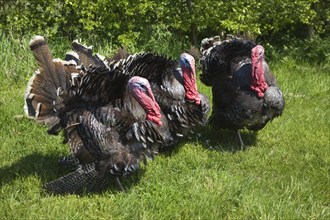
[25,36,172,194]
[200,36,285,148]
[68,41,210,148]
[43,75,169,194]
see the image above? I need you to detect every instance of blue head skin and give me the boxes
[179,53,194,72]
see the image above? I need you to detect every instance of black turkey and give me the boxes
[68,41,210,148]
[43,75,169,194]
[25,36,171,194]
[200,36,285,148]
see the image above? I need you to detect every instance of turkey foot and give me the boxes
[236,130,246,150]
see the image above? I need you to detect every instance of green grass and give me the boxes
[0,35,329,220]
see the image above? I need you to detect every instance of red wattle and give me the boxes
[250,45,268,98]
[183,66,201,105]
[132,87,163,126]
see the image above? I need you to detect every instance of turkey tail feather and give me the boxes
[29,35,59,90]
[24,35,68,129]
[71,41,108,68]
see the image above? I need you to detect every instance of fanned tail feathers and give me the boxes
[25,36,64,127]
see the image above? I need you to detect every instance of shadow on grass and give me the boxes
[158,125,258,157]
[0,125,257,195]
[191,126,258,153]
[0,152,145,195]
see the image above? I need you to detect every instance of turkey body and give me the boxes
[25,36,171,194]
[200,37,285,147]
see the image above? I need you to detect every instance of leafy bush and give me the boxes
[1,0,327,48]
[265,36,330,69]
[297,36,330,64]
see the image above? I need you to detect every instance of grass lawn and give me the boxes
[0,36,329,219]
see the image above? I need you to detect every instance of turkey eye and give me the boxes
[139,84,147,90]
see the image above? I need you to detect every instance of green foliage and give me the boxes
[137,24,190,57]
[258,0,317,33]
[265,36,330,71]
[220,0,262,35]
[1,0,328,48]
[287,36,330,66]
[1,31,330,220]
[0,32,33,86]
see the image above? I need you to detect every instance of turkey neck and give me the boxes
[131,86,162,126]
[180,54,201,105]
[250,45,268,98]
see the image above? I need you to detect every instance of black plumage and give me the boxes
[200,36,285,148]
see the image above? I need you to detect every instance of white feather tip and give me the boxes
[29,35,45,47]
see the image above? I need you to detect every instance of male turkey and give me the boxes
[68,41,210,148]
[25,36,171,194]
[200,36,285,148]
[43,75,169,194]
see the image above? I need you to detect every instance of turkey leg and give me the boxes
[236,130,245,150]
